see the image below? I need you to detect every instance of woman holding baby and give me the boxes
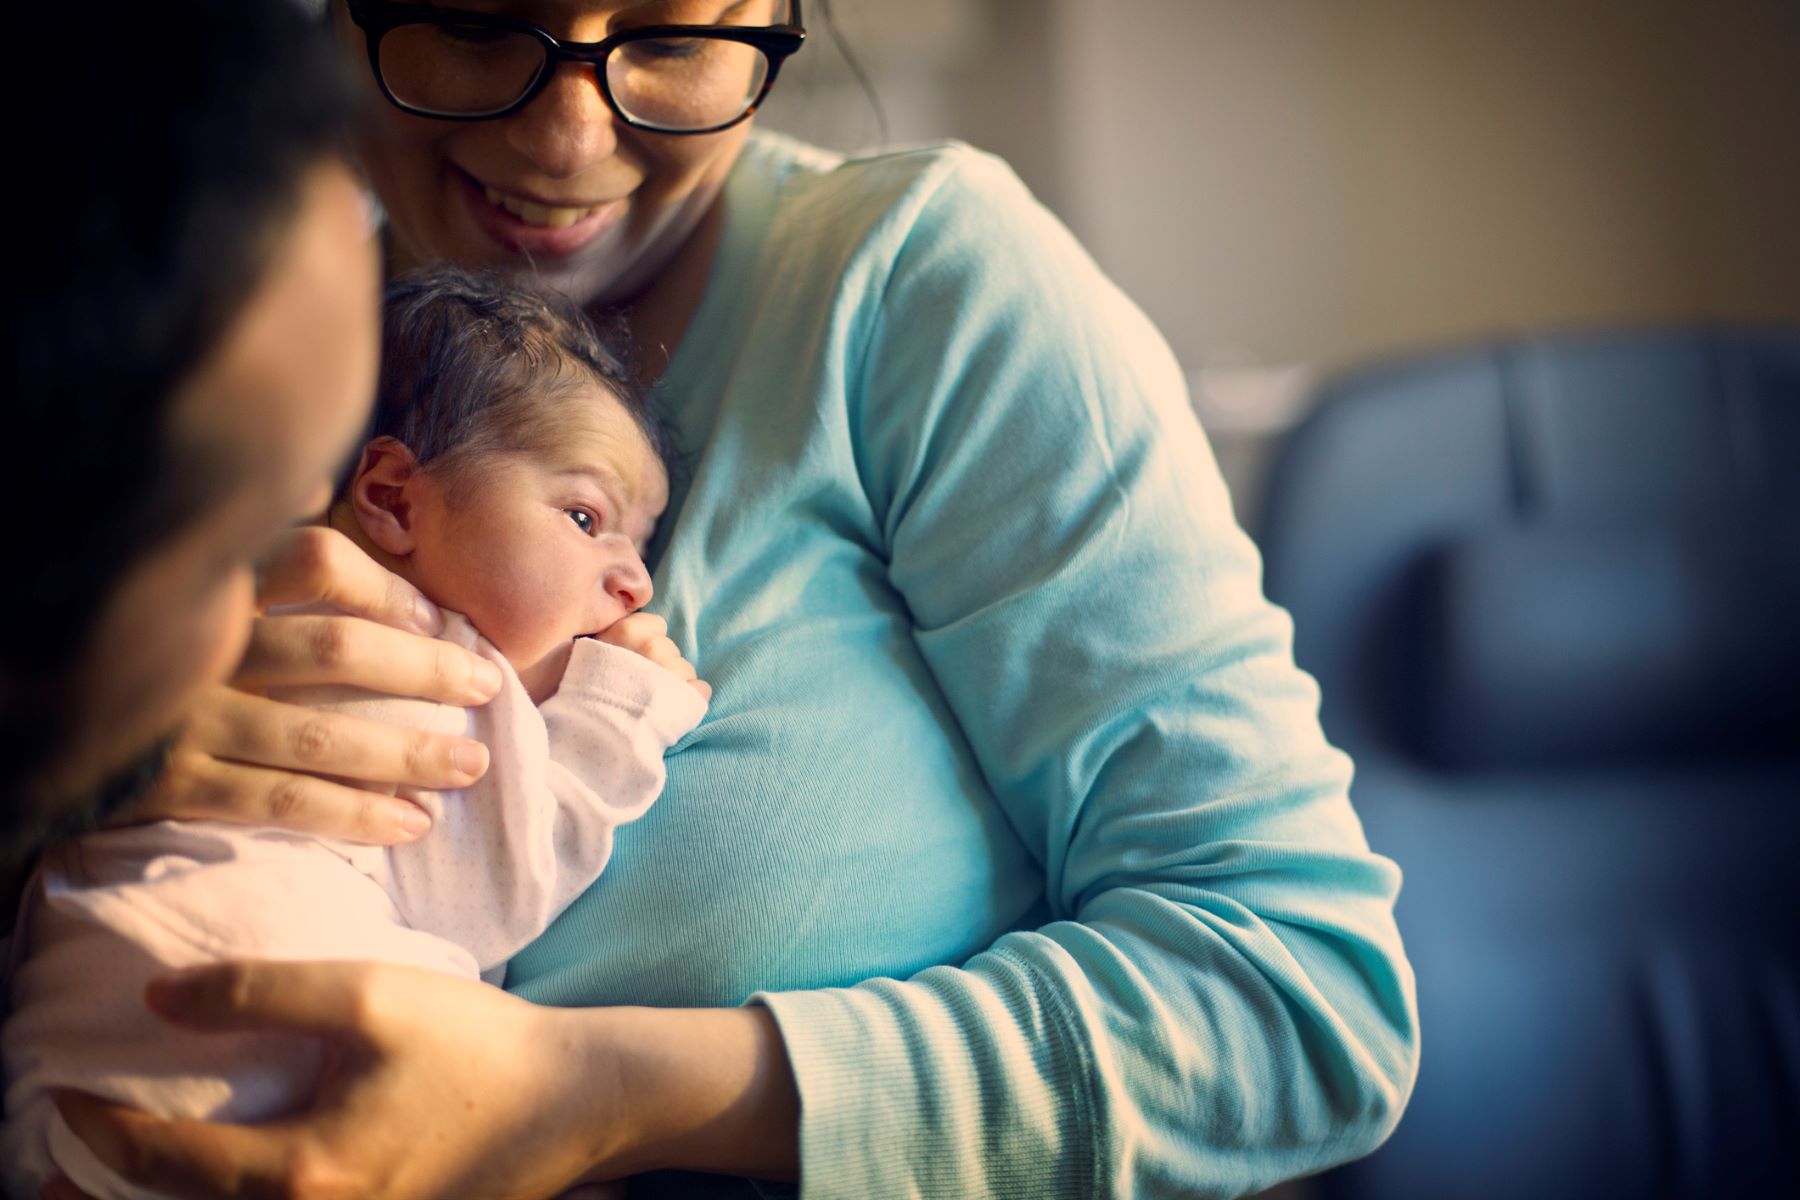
[50,2,1418,1196]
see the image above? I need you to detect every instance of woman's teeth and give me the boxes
[484,186,606,230]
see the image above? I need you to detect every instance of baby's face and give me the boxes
[405,386,669,698]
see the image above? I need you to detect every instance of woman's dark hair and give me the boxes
[367,266,678,493]
[2,0,358,818]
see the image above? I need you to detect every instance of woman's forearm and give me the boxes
[47,962,797,1199]
[557,1004,801,1183]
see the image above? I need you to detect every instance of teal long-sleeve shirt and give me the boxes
[505,133,1419,1198]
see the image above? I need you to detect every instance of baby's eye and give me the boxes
[566,509,596,535]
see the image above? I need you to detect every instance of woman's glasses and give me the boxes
[345,0,806,134]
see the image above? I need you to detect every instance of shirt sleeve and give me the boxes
[315,635,707,975]
[751,149,1419,1198]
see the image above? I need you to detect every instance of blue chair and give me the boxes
[1255,327,1800,1199]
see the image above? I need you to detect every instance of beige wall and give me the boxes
[763,0,1800,377]
[1054,0,1800,374]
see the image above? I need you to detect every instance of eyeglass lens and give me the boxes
[377,4,790,129]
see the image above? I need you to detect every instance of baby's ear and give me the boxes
[350,437,421,556]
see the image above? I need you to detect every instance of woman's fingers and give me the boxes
[140,747,436,844]
[122,530,503,842]
[120,684,488,842]
[187,692,489,793]
[236,613,502,704]
[51,963,381,1199]
[53,1092,288,1200]
[257,525,443,637]
[55,960,617,1200]
[246,526,502,704]
[145,960,380,1040]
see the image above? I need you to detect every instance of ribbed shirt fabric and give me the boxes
[504,133,1419,1199]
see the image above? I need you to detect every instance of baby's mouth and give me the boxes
[482,185,614,231]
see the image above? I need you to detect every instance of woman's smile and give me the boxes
[455,165,629,257]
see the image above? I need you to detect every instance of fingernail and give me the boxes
[391,802,432,840]
[412,595,445,636]
[453,740,490,780]
[469,659,504,700]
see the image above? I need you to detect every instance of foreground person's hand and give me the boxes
[51,961,614,1200]
[130,527,504,843]
[50,960,800,1200]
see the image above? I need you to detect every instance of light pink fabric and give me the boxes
[2,614,705,1199]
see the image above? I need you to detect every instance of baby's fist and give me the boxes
[596,614,712,701]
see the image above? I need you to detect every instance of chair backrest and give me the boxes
[1256,326,1800,1200]
[1260,326,1800,771]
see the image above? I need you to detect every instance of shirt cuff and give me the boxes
[749,966,1097,1200]
[751,984,928,1199]
[552,638,708,745]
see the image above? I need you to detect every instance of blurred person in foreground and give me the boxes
[1,3,517,1190]
[1,0,505,872]
[1,4,417,967]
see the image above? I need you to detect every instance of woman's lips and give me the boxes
[455,169,625,258]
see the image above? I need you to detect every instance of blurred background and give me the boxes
[760,0,1799,511]
[763,3,1800,1197]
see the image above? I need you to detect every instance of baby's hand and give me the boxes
[595,613,712,701]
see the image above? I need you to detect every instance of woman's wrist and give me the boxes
[552,1003,801,1184]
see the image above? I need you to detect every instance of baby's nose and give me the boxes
[604,558,653,612]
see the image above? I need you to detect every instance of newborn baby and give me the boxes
[3,266,708,1199]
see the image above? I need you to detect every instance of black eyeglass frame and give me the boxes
[344,0,806,134]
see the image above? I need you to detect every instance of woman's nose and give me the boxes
[505,60,619,179]
[604,558,653,613]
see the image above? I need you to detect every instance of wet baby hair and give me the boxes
[356,265,677,502]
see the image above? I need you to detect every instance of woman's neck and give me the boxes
[615,191,727,385]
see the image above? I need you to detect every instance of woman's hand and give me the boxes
[595,613,712,701]
[52,961,615,1200]
[130,527,504,843]
[50,960,800,1199]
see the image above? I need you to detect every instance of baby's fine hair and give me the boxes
[366,265,677,492]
